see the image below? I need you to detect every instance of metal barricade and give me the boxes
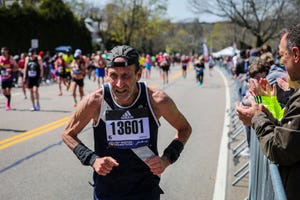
[248,129,287,200]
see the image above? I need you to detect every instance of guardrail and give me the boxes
[248,129,286,200]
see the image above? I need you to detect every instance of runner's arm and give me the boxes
[62,91,101,150]
[153,90,192,145]
[62,89,120,171]
[38,57,43,79]
[23,57,28,80]
[145,90,192,174]
[11,57,18,71]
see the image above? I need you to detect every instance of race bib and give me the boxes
[1,68,8,76]
[72,68,81,75]
[28,70,37,77]
[105,107,150,149]
[57,66,64,73]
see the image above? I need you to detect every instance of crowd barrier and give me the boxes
[248,130,286,200]
[217,62,287,200]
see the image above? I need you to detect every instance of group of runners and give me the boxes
[138,52,212,86]
[1,46,212,111]
[0,47,108,111]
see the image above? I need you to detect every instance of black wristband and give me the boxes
[163,140,184,164]
[73,143,99,166]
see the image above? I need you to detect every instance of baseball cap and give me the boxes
[74,49,82,58]
[106,45,139,68]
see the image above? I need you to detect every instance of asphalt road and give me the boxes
[0,64,245,200]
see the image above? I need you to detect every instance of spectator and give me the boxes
[240,60,270,157]
[260,50,293,107]
[236,24,300,199]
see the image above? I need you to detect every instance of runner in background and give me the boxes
[70,52,86,107]
[18,52,27,99]
[180,55,189,79]
[42,51,52,85]
[95,50,106,88]
[55,52,69,96]
[194,55,205,88]
[160,53,171,84]
[144,54,152,79]
[0,47,18,110]
[24,48,43,111]
[86,53,96,82]
[208,55,215,77]
[63,49,74,90]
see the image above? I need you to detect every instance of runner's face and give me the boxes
[106,65,141,106]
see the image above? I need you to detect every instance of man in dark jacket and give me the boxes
[236,24,300,200]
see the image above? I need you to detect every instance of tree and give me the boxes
[283,0,300,26]
[188,0,287,47]
[165,20,204,54]
[22,0,41,6]
[206,22,258,52]
[38,0,92,52]
[101,0,171,52]
[0,0,92,54]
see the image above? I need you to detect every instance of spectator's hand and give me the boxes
[248,78,259,96]
[277,77,290,91]
[92,157,119,176]
[236,98,264,126]
[239,75,246,82]
[259,78,276,97]
[248,78,276,97]
[145,155,170,175]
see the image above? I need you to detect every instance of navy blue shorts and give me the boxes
[96,68,105,77]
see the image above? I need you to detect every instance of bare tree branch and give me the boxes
[188,0,287,47]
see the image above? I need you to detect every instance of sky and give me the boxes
[167,0,223,23]
[88,0,223,23]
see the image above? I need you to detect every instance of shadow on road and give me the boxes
[0,140,64,174]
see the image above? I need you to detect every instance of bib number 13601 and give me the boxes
[110,119,144,135]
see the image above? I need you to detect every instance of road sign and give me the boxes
[31,39,39,48]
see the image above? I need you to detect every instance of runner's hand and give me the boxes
[92,157,119,176]
[145,155,170,175]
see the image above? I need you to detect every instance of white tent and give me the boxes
[212,46,240,58]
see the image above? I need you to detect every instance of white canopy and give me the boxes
[212,46,240,58]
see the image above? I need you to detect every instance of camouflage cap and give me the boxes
[106,45,139,68]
